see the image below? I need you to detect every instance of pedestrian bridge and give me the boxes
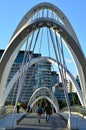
[0,1,86,130]
[0,106,86,130]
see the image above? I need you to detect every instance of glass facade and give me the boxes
[34,60,51,90]
[51,71,59,87]
[0,50,53,104]
[0,50,78,102]
[1,49,74,104]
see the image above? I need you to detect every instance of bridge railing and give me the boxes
[0,106,6,117]
[61,105,86,116]
[0,105,25,117]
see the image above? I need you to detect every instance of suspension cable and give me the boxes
[56,32,71,115]
[13,33,33,112]
[59,32,71,116]
[23,33,35,71]
[55,30,66,81]
[22,37,29,65]
[38,10,40,18]
[49,28,64,82]
[13,68,26,112]
[51,10,54,19]
[47,9,49,18]
[47,28,50,57]
[36,11,39,18]
[49,28,71,116]
[49,28,64,87]
[39,28,43,54]
[42,8,44,18]
[14,28,40,113]
[55,30,64,77]
[11,37,29,106]
[33,29,40,52]
[60,33,67,74]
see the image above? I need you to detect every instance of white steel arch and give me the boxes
[30,96,58,113]
[10,2,85,103]
[12,2,80,46]
[0,3,86,107]
[28,87,59,113]
[11,2,86,95]
[1,57,84,107]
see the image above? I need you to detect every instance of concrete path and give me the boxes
[15,113,69,130]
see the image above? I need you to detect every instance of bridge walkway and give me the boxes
[15,113,69,130]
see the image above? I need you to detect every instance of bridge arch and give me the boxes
[0,2,85,107]
[30,96,58,113]
[12,2,80,46]
[28,87,59,113]
[11,3,85,100]
[11,3,86,103]
[2,57,84,107]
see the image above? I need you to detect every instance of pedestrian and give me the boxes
[44,102,52,123]
[36,104,43,123]
[17,101,21,113]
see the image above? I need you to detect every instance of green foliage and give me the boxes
[58,100,67,110]
[70,93,81,106]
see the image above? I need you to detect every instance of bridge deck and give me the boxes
[15,113,69,130]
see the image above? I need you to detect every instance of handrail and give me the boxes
[61,105,86,116]
[0,105,25,117]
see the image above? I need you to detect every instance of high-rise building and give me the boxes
[51,71,59,88]
[0,50,53,104]
[52,82,65,101]
[0,50,41,103]
[34,60,51,90]
[67,79,76,93]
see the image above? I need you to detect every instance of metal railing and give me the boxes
[61,105,86,116]
[0,105,25,117]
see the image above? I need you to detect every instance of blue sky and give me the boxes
[0,0,86,76]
